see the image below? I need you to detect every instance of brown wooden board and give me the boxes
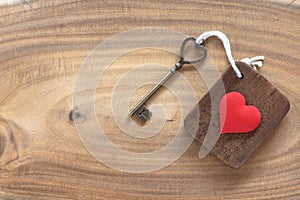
[184,61,290,168]
[1,1,299,199]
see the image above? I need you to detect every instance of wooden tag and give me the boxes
[184,62,290,168]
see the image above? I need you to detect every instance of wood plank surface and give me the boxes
[0,0,299,199]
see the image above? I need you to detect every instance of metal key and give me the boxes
[129,37,207,123]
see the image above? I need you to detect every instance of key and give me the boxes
[129,37,206,123]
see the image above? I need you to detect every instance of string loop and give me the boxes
[196,31,264,78]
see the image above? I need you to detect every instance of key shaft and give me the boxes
[129,66,178,116]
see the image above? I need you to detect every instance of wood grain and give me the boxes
[0,0,299,199]
[184,62,290,168]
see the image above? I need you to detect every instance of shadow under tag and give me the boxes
[184,61,290,168]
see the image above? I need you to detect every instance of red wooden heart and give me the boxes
[219,92,261,134]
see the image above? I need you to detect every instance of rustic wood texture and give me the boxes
[0,0,299,199]
[184,62,290,168]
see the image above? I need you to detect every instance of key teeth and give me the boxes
[134,105,151,123]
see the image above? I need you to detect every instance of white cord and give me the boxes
[196,31,264,78]
[241,56,265,70]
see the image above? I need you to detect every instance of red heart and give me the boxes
[219,92,261,134]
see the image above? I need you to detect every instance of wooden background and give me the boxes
[0,0,299,199]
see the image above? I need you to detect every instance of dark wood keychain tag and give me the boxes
[184,61,290,168]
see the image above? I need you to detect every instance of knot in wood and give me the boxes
[69,108,87,124]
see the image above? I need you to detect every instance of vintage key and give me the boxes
[129,37,207,123]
